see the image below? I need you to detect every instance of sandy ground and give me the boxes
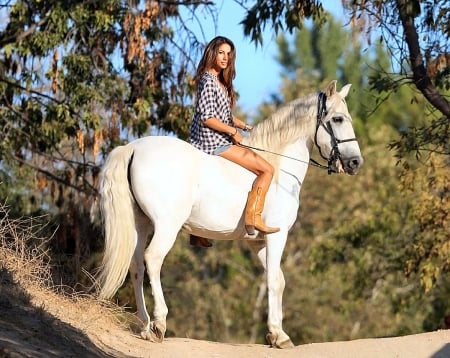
[0,272,449,358]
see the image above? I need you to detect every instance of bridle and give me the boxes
[238,92,358,174]
[313,92,357,174]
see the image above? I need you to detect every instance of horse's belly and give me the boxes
[184,197,246,235]
[186,149,256,234]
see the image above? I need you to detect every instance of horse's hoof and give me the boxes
[278,338,295,349]
[140,329,164,343]
[266,332,295,349]
[140,321,165,343]
[140,330,157,342]
[150,321,165,343]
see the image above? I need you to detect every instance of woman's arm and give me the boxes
[204,117,236,135]
[232,116,253,131]
[204,117,243,143]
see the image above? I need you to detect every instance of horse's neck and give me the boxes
[246,97,317,174]
[275,138,311,196]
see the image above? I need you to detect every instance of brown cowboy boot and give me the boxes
[244,186,280,235]
[190,234,213,248]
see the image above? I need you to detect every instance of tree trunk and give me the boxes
[396,0,450,118]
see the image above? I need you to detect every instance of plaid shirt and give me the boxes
[189,72,234,154]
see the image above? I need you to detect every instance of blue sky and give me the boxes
[187,2,345,116]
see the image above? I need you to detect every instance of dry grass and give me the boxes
[0,201,135,334]
[0,200,149,357]
[0,202,53,290]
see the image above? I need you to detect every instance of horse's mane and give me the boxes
[242,92,318,172]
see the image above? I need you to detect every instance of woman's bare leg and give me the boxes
[220,145,279,234]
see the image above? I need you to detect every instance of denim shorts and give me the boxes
[213,144,232,155]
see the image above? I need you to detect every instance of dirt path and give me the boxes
[0,274,449,358]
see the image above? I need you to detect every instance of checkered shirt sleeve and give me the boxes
[189,72,234,154]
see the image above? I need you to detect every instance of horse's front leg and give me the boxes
[250,233,295,348]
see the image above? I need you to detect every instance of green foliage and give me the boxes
[0,0,205,220]
[401,154,450,292]
[343,0,450,156]
[389,116,450,158]
[241,0,325,44]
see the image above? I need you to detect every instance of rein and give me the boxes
[239,92,357,174]
[237,143,328,170]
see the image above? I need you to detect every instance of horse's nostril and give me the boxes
[352,157,364,169]
[347,157,363,170]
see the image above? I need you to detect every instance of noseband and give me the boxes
[314,92,357,174]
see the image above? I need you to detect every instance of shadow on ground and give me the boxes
[431,343,450,358]
[0,268,129,358]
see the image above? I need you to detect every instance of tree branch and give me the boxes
[396,0,450,119]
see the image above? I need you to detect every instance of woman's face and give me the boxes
[210,43,232,75]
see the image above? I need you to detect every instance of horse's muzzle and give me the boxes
[344,156,364,175]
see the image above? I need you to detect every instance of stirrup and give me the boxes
[190,235,213,248]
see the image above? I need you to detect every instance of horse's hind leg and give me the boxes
[128,211,152,335]
[140,222,180,342]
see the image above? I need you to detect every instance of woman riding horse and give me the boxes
[189,36,279,247]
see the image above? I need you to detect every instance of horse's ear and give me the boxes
[325,80,337,97]
[339,84,352,98]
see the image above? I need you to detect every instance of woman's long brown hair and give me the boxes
[195,36,236,108]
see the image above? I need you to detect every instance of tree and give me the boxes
[339,0,450,289]
[0,0,200,199]
[0,0,212,278]
[343,0,449,157]
[0,0,329,275]
[241,0,449,156]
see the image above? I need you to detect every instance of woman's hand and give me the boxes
[231,129,243,144]
[232,116,253,132]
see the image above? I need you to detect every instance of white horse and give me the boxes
[97,81,363,348]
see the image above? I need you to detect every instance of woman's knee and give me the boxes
[261,161,275,176]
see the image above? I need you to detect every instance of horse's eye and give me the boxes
[332,116,343,123]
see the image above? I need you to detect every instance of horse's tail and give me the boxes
[97,143,137,300]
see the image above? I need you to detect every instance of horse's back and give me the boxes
[131,135,197,156]
[131,136,202,168]
[129,135,252,192]
[128,136,200,214]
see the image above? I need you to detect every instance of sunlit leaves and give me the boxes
[402,154,450,292]
[390,116,450,158]
[241,0,324,45]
